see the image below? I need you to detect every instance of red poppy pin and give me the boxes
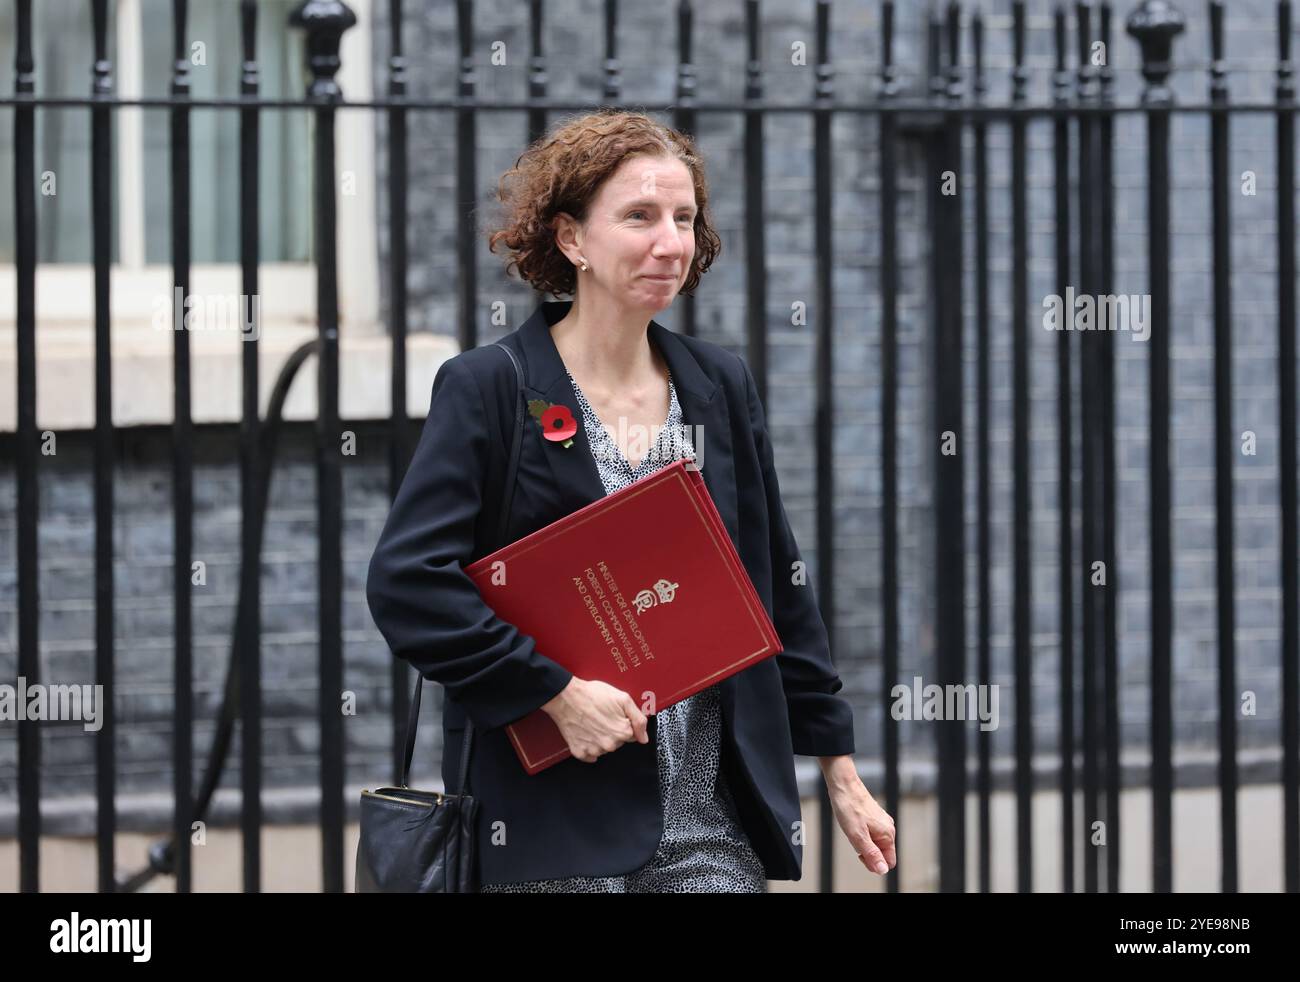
[527,398,578,448]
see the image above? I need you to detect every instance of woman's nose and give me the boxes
[652,219,685,258]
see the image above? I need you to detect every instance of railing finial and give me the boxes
[289,0,358,101]
[92,0,113,97]
[1126,0,1185,105]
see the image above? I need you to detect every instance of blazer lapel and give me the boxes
[535,369,607,517]
[514,301,607,517]
[647,321,740,554]
[513,299,739,550]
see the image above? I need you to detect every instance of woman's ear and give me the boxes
[552,211,582,263]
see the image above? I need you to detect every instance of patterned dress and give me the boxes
[479,364,769,893]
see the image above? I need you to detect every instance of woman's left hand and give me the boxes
[826,773,896,876]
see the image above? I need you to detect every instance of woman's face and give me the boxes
[558,154,698,314]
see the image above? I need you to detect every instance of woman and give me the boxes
[366,109,896,892]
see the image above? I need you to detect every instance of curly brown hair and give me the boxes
[486,109,722,298]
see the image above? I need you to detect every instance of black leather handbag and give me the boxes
[355,342,527,893]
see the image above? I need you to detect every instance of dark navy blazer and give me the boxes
[365,299,856,885]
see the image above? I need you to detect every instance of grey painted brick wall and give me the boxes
[962,0,1294,767]
[2,1,1296,826]
[0,423,416,804]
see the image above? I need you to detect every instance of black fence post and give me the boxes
[169,0,195,896]
[238,0,264,894]
[934,0,967,895]
[602,0,622,103]
[972,0,992,898]
[880,0,902,897]
[1206,0,1239,895]
[13,0,41,896]
[455,0,477,352]
[1051,0,1075,896]
[743,0,768,406]
[811,0,837,895]
[385,0,411,791]
[1127,0,1185,896]
[92,0,119,896]
[289,0,357,895]
[1076,0,1103,894]
[1098,0,1121,897]
[674,0,697,339]
[1276,0,1300,897]
[1010,0,1033,895]
[526,0,548,148]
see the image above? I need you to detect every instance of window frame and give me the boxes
[0,0,388,432]
[0,0,380,337]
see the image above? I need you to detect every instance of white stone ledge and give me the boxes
[0,262,452,431]
[0,325,453,432]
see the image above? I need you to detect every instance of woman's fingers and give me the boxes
[832,784,897,876]
[878,830,897,869]
[870,813,897,872]
[858,844,890,876]
[623,694,650,743]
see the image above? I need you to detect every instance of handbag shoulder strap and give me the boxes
[401,342,527,793]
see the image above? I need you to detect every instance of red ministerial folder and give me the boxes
[464,458,782,775]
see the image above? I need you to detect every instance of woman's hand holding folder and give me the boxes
[541,678,651,763]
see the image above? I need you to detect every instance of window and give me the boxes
[0,0,311,264]
[0,0,388,430]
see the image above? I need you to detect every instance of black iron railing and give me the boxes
[3,0,1298,897]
